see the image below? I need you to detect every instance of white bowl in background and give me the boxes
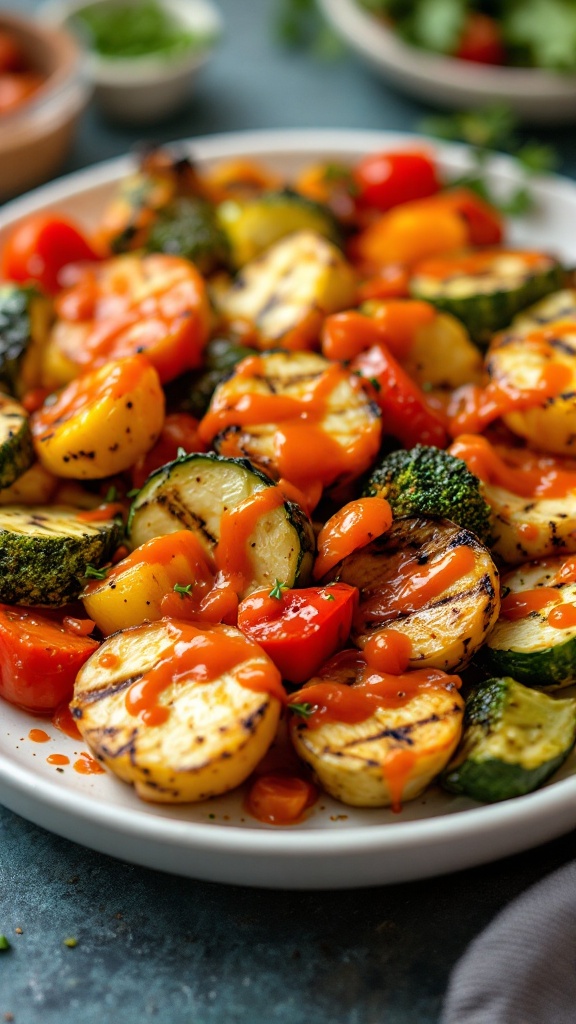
[319,0,576,124]
[40,0,223,124]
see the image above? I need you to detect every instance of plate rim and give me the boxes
[2,126,576,883]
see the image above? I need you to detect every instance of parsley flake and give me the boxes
[321,592,335,601]
[287,702,314,718]
[126,488,140,499]
[269,579,289,600]
[84,565,109,580]
[63,937,77,948]
[174,582,193,597]
[105,485,117,503]
[0,935,10,951]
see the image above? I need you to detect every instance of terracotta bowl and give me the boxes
[0,12,90,201]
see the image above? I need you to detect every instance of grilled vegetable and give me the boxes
[324,516,500,673]
[0,504,122,605]
[364,444,493,544]
[486,311,576,456]
[0,605,98,713]
[0,462,57,506]
[441,677,576,802]
[483,479,576,565]
[32,355,165,480]
[71,619,283,803]
[509,289,576,334]
[391,308,483,390]
[146,197,230,275]
[127,452,315,597]
[43,253,211,388]
[0,395,34,489]
[483,558,576,688]
[164,337,255,419]
[198,350,381,497]
[211,230,357,351]
[0,284,52,397]
[410,249,564,347]
[217,188,341,267]
[82,530,215,636]
[289,649,464,808]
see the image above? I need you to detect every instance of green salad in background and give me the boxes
[74,0,209,60]
[358,0,576,71]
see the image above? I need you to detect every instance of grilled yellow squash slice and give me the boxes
[323,516,500,673]
[289,656,464,808]
[72,619,283,803]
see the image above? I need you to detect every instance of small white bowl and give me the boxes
[40,0,223,124]
[319,0,576,124]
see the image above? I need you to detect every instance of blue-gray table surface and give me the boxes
[1,1,576,1021]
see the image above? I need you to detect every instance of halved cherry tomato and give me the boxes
[51,253,211,384]
[436,188,503,247]
[131,412,206,490]
[353,151,441,213]
[351,343,449,448]
[237,582,358,685]
[0,213,100,293]
[0,605,98,713]
[456,13,506,65]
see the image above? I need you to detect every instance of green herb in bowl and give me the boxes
[74,0,206,60]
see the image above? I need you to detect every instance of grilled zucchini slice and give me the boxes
[200,350,381,494]
[323,516,500,673]
[506,289,576,335]
[211,230,357,350]
[0,396,34,490]
[486,312,576,456]
[410,249,563,347]
[441,676,576,802]
[0,284,52,397]
[0,505,123,606]
[217,189,341,268]
[483,558,576,688]
[128,452,314,596]
[289,654,464,808]
[71,619,283,803]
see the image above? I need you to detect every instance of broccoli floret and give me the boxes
[363,444,493,545]
[146,197,231,275]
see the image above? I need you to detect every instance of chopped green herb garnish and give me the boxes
[368,377,381,392]
[74,0,209,60]
[174,582,193,597]
[287,702,314,718]
[63,937,77,948]
[269,579,289,600]
[126,487,140,499]
[321,593,336,601]
[105,485,117,503]
[421,103,558,216]
[84,565,109,580]
[0,935,10,951]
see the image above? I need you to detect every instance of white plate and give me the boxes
[318,0,576,124]
[1,128,576,890]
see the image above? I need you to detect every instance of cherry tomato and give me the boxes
[0,213,100,294]
[353,151,441,213]
[237,583,358,685]
[0,605,98,713]
[456,13,506,65]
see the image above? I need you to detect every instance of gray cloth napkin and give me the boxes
[441,859,576,1024]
